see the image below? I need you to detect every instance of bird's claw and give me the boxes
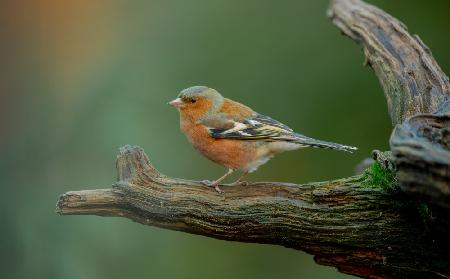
[214,185,223,193]
[201,180,213,186]
[238,180,248,186]
[201,180,224,193]
[230,180,248,186]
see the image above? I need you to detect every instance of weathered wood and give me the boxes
[57,145,450,279]
[328,0,449,126]
[56,0,450,278]
[328,0,450,208]
[390,103,450,208]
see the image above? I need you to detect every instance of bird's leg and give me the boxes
[202,169,234,193]
[230,172,249,186]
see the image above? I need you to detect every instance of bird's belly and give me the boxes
[195,139,256,170]
[183,124,255,170]
[244,155,272,173]
[243,141,302,173]
[182,123,302,172]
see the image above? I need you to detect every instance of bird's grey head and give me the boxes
[168,86,224,111]
[177,86,222,100]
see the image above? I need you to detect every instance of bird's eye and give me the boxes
[190,98,197,103]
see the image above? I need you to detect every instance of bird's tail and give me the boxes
[293,133,357,153]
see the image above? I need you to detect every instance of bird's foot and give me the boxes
[201,180,213,186]
[230,180,248,186]
[201,180,224,193]
[213,185,223,193]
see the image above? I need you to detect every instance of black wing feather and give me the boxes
[209,113,295,140]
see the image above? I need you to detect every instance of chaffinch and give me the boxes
[169,86,356,193]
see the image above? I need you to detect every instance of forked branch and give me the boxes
[56,0,450,278]
[328,0,450,208]
[57,145,449,278]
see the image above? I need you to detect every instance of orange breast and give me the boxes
[181,122,256,170]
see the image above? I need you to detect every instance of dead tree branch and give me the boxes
[328,0,450,208]
[328,0,449,126]
[57,145,449,278]
[56,0,450,278]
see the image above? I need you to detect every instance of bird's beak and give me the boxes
[168,98,184,108]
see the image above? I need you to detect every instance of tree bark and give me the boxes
[390,110,450,208]
[328,0,450,208]
[56,0,450,278]
[328,0,449,126]
[57,145,449,279]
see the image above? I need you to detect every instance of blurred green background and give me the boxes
[1,0,449,278]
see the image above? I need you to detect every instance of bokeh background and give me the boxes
[1,0,449,278]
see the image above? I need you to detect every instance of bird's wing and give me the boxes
[205,113,297,141]
[203,112,357,153]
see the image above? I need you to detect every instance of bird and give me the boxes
[169,86,357,193]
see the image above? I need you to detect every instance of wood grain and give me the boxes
[328,0,450,209]
[328,0,449,126]
[57,145,450,278]
[56,0,450,278]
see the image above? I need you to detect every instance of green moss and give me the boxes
[362,161,398,191]
[418,202,430,224]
